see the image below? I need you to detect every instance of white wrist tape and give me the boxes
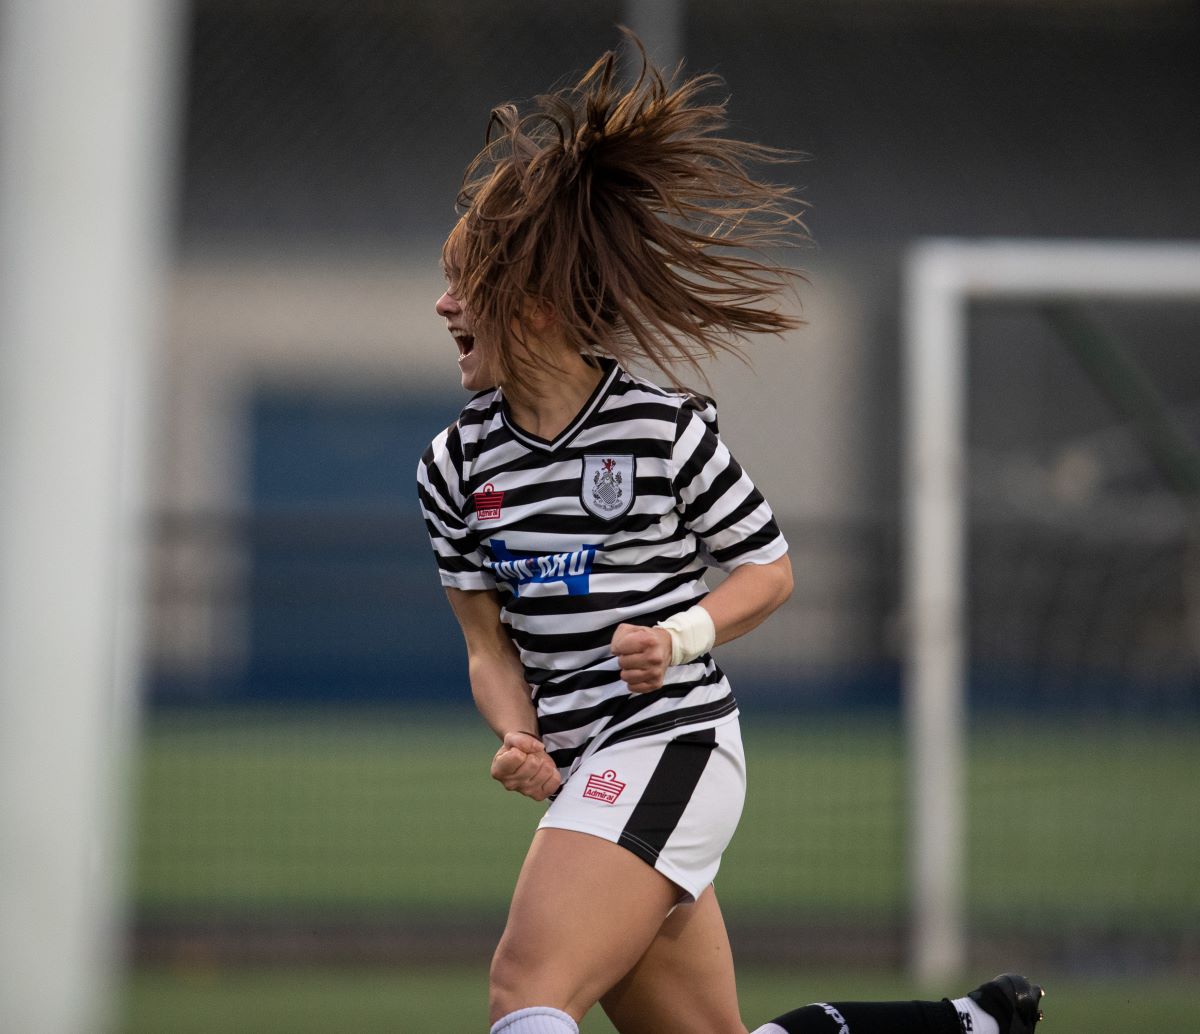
[656,604,716,666]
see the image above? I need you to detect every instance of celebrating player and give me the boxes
[417,34,1043,1034]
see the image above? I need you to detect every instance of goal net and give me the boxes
[902,240,1200,981]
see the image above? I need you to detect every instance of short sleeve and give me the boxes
[671,400,788,571]
[417,428,495,591]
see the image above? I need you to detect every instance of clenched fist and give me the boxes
[491,730,561,801]
[610,622,673,693]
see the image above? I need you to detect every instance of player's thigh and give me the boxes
[600,885,748,1034]
[489,826,679,1023]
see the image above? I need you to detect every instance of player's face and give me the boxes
[435,277,495,393]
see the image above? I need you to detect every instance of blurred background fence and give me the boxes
[118,0,1200,1028]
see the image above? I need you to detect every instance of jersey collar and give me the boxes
[500,358,620,453]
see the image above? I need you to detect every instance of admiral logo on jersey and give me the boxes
[473,482,504,520]
[487,539,599,596]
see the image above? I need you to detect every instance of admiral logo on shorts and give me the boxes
[582,769,626,804]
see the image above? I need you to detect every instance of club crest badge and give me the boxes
[582,455,635,520]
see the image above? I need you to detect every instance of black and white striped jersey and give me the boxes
[417,358,787,780]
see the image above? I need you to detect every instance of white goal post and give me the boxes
[0,3,181,1032]
[901,239,1200,984]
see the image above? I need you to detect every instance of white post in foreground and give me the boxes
[0,3,181,1032]
[902,244,969,986]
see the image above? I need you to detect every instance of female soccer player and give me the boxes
[417,36,1043,1034]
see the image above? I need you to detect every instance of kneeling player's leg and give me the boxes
[600,884,747,1034]
[751,999,959,1034]
[751,973,1045,1034]
[489,827,678,1031]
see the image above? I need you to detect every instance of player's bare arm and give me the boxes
[611,554,793,694]
[704,553,793,647]
[445,587,561,800]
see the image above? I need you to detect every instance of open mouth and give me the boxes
[453,333,475,360]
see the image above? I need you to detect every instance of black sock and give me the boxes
[766,999,961,1034]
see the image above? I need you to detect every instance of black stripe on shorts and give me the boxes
[616,728,717,868]
[600,693,736,753]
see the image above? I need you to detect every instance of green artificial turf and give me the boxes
[120,964,1200,1033]
[132,708,1200,934]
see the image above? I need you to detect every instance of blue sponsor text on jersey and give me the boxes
[487,539,600,596]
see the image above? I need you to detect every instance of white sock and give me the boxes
[490,1006,579,1034]
[951,996,999,1034]
[749,1025,789,1034]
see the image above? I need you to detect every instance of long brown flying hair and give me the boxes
[444,32,809,399]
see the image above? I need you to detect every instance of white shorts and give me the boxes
[537,716,746,902]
